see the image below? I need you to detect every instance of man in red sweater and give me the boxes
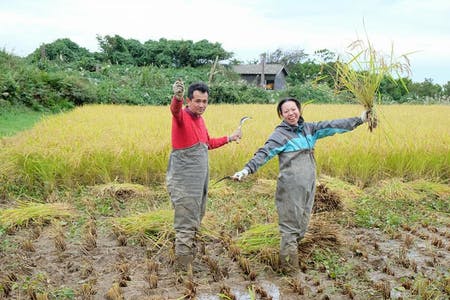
[166,79,241,271]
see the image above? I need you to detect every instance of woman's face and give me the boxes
[280,100,301,125]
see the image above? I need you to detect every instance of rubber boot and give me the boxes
[280,251,299,275]
[175,254,194,273]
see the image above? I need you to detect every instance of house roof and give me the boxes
[232,64,288,75]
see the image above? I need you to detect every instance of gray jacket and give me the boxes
[245,116,363,173]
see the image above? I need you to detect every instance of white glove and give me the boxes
[228,127,243,143]
[360,110,371,123]
[232,168,249,181]
[172,79,185,100]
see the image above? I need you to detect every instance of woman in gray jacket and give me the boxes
[232,97,370,273]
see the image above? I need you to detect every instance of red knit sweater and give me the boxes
[170,97,228,150]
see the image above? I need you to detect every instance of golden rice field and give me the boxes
[0,104,448,192]
[0,104,449,299]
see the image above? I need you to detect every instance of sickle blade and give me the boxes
[239,116,251,126]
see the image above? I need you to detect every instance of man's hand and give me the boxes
[231,168,249,181]
[228,127,243,143]
[173,79,185,100]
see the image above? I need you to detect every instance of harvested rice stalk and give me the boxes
[318,175,363,208]
[219,283,236,300]
[111,209,218,247]
[0,202,76,230]
[52,221,67,252]
[236,217,341,260]
[367,178,422,202]
[90,182,153,200]
[105,283,123,300]
[330,34,411,132]
[111,210,174,246]
[236,223,279,254]
[313,183,343,213]
[20,239,36,252]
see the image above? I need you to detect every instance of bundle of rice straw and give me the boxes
[0,202,76,230]
[333,36,411,132]
[112,209,219,245]
[236,216,341,260]
[112,209,174,245]
[313,183,343,213]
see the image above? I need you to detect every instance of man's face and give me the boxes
[186,90,208,115]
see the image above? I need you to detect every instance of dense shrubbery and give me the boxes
[1,36,449,112]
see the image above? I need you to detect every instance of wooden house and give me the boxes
[231,63,288,90]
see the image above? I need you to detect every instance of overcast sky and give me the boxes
[1,0,449,84]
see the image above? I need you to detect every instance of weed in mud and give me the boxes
[312,249,348,280]
[80,262,94,279]
[250,284,272,299]
[354,179,449,232]
[411,274,444,299]
[342,283,356,299]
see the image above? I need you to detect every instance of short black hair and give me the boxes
[188,82,209,99]
[277,97,301,118]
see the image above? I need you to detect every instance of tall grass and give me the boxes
[0,106,47,137]
[0,104,448,193]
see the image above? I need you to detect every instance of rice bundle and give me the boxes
[318,175,363,207]
[333,37,411,131]
[367,178,422,202]
[0,202,76,230]
[313,183,343,213]
[112,209,220,246]
[236,217,341,260]
[90,182,154,200]
[112,209,174,236]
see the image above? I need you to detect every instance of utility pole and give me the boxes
[260,53,266,89]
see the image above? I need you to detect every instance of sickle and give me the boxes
[213,175,232,185]
[239,116,251,128]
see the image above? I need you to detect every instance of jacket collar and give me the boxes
[280,116,304,132]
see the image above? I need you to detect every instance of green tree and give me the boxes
[97,35,134,65]
[286,60,321,84]
[442,81,450,97]
[379,76,409,102]
[29,38,92,63]
[408,78,442,98]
